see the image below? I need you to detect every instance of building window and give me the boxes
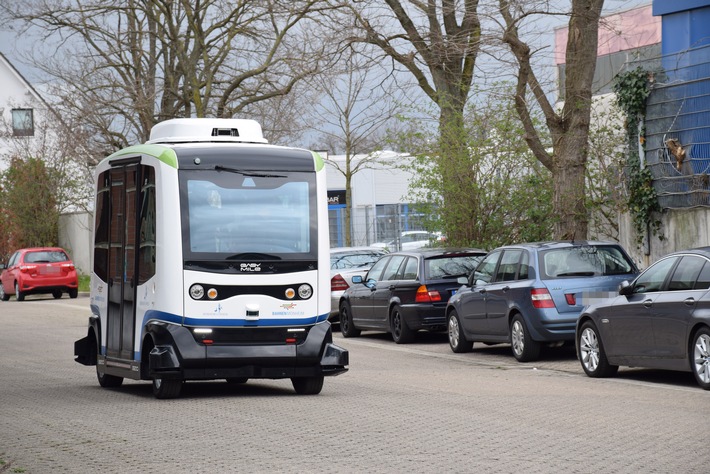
[11,108,34,136]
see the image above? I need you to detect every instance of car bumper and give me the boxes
[399,303,448,330]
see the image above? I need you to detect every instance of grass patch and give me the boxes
[79,274,90,292]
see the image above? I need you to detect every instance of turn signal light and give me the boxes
[415,285,441,303]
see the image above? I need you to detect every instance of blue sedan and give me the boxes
[447,241,638,362]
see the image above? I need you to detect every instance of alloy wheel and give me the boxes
[579,327,600,373]
[693,333,710,385]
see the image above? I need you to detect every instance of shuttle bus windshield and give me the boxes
[179,169,318,262]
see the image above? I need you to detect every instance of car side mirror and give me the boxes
[457,276,468,286]
[618,280,632,295]
[352,275,363,284]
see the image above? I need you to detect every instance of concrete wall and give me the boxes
[619,208,710,270]
[58,211,92,276]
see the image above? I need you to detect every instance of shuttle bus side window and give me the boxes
[138,165,156,284]
[94,171,110,282]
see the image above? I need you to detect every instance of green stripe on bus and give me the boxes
[101,144,179,168]
[312,151,324,171]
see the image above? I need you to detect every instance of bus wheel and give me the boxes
[291,376,324,395]
[152,377,182,399]
[225,378,249,384]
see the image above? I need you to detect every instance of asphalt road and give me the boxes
[0,295,706,473]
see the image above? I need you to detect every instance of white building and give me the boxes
[0,52,48,170]
[324,151,429,248]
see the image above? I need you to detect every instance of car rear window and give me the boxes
[425,255,483,280]
[540,245,635,278]
[25,251,69,263]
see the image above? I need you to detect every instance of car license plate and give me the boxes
[40,266,60,274]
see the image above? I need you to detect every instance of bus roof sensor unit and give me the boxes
[147,118,268,144]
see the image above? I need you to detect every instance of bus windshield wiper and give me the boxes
[214,165,285,178]
[225,253,282,260]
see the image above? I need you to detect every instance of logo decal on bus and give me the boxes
[240,263,261,272]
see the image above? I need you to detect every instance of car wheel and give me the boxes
[578,320,618,378]
[0,284,9,302]
[510,314,541,362]
[152,377,182,399]
[339,302,361,338]
[448,310,473,353]
[15,282,25,301]
[291,376,324,395]
[691,327,710,390]
[53,290,62,299]
[391,305,415,344]
[69,289,78,299]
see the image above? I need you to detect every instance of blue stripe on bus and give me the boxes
[141,310,329,328]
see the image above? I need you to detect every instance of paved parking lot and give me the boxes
[0,295,705,473]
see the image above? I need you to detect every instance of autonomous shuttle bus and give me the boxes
[74,118,348,398]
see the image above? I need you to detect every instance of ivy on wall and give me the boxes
[612,67,662,246]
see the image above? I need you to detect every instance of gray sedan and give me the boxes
[576,247,710,390]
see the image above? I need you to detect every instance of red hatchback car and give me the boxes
[0,247,79,301]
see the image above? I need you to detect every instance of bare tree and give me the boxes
[498,0,604,240]
[309,49,402,246]
[345,0,482,245]
[2,0,337,151]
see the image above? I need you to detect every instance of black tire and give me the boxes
[96,342,124,388]
[391,305,415,344]
[690,326,710,390]
[291,376,324,395]
[225,377,249,384]
[510,314,541,362]
[577,320,618,378]
[152,377,182,399]
[52,290,62,299]
[0,284,9,301]
[69,289,78,299]
[339,302,361,338]
[448,310,473,353]
[15,282,25,301]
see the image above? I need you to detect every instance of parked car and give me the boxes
[372,231,443,252]
[339,248,486,343]
[576,247,710,390]
[446,241,638,362]
[0,247,79,301]
[330,247,388,321]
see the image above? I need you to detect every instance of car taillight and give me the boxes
[415,285,441,303]
[531,288,555,308]
[565,293,576,306]
[19,265,37,273]
[61,263,75,270]
[331,274,350,292]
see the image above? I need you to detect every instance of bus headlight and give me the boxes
[189,284,205,300]
[298,284,313,299]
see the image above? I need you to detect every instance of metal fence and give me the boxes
[642,44,710,209]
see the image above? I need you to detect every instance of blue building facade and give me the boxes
[643,1,710,208]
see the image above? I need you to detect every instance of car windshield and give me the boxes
[540,245,635,278]
[331,252,383,269]
[426,255,484,279]
[25,251,69,263]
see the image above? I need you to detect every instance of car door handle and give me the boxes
[478,288,487,294]
[501,286,510,292]
[684,297,696,306]
[388,285,396,291]
[643,299,653,308]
